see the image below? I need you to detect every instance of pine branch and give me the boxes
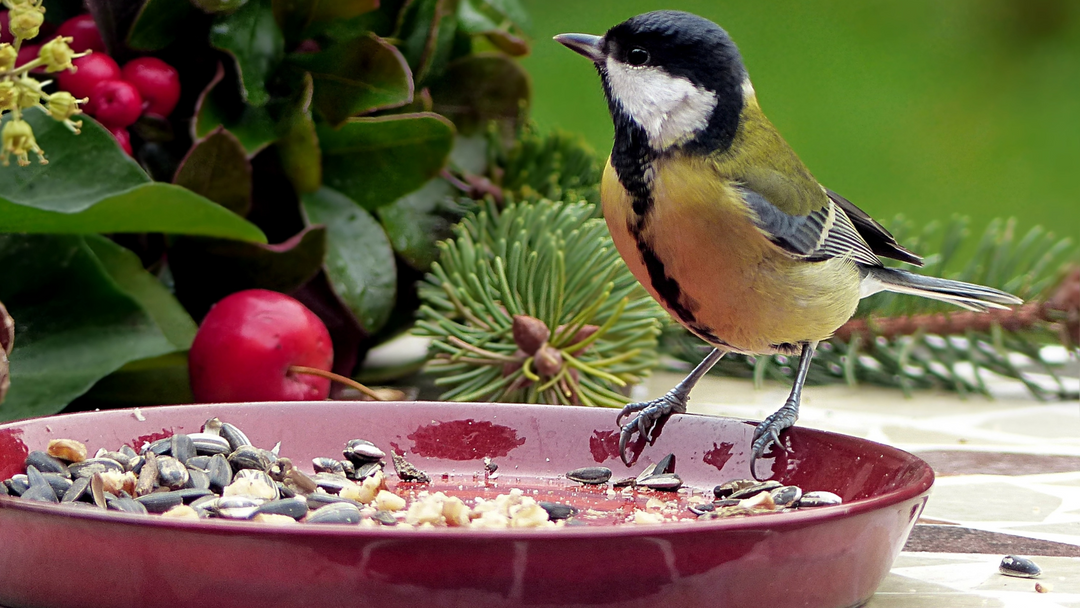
[664,218,1079,400]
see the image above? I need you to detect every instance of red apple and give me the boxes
[189,289,334,402]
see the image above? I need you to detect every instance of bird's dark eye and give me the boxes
[627,47,649,66]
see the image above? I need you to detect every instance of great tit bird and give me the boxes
[555,11,1022,472]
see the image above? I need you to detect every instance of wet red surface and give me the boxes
[406,419,525,460]
[703,441,735,470]
[127,428,172,451]
[0,401,933,608]
[0,428,26,479]
[588,429,620,462]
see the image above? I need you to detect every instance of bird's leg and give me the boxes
[750,341,817,472]
[617,348,726,464]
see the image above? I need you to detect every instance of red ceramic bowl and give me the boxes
[0,402,933,608]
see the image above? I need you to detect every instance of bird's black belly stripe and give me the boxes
[604,91,699,326]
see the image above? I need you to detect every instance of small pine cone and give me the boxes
[512,315,550,355]
[534,344,563,377]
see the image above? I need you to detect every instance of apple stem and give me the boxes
[288,366,385,401]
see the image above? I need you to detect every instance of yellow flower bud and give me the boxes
[39,36,80,73]
[15,76,44,109]
[8,5,45,41]
[45,90,85,133]
[0,81,16,112]
[0,44,16,72]
[1,118,47,166]
[45,90,82,119]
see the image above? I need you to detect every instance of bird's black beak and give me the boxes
[554,33,604,62]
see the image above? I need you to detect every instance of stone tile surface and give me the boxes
[637,366,1080,607]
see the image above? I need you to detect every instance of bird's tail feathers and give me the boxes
[861,267,1023,313]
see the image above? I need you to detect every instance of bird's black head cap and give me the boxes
[600,11,748,155]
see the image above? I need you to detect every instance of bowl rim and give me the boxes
[0,401,936,541]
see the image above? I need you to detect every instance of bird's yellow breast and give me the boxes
[601,155,861,354]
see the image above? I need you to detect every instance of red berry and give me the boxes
[87,79,142,128]
[121,57,181,118]
[57,53,120,99]
[109,126,132,155]
[188,290,334,403]
[0,12,12,45]
[15,43,42,73]
[56,14,105,53]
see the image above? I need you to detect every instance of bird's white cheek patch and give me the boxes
[605,58,718,151]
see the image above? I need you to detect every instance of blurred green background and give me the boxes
[520,0,1079,239]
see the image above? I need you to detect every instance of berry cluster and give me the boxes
[50,14,179,155]
[2,9,181,156]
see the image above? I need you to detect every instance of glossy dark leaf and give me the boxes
[84,236,198,351]
[272,0,378,42]
[193,62,279,155]
[75,353,194,408]
[209,0,284,107]
[0,235,178,421]
[127,0,199,51]
[397,0,460,83]
[318,113,455,211]
[377,177,463,270]
[86,0,145,58]
[429,53,529,138]
[288,33,413,126]
[456,0,528,33]
[276,73,322,194]
[290,271,366,378]
[456,0,529,55]
[192,0,250,13]
[169,225,327,319]
[301,187,396,334]
[173,127,253,215]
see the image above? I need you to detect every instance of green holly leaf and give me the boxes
[0,235,179,421]
[318,113,455,211]
[210,0,284,107]
[127,0,199,51]
[173,127,253,216]
[301,187,396,334]
[288,33,413,126]
[193,62,279,155]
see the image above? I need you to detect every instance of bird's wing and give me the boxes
[736,184,882,267]
[825,189,923,266]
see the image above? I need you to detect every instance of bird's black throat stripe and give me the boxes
[603,75,699,326]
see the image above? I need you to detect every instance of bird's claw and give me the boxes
[616,391,687,465]
[749,401,799,478]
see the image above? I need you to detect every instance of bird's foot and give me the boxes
[750,400,799,476]
[616,389,688,465]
